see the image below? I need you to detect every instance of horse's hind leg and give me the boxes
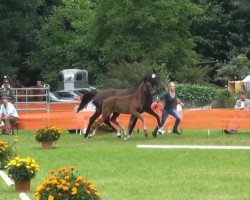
[110,116,126,138]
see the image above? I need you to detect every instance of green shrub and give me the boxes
[175,84,220,107]
[214,89,237,108]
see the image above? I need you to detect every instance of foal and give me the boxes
[90,78,153,140]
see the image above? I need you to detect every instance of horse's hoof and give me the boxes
[116,135,122,139]
[124,137,128,141]
[144,133,148,137]
[83,134,88,139]
[152,131,157,138]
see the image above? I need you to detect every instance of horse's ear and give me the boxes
[144,77,147,83]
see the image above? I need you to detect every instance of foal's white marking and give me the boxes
[137,145,250,150]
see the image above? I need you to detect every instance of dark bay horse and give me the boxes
[91,78,153,140]
[77,71,166,138]
[5,75,47,102]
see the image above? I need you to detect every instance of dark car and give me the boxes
[53,90,83,101]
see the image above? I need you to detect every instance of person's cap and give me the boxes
[1,95,8,100]
[240,90,246,95]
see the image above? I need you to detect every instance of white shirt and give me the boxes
[240,101,245,108]
[0,102,18,118]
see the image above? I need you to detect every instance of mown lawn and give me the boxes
[1,129,250,200]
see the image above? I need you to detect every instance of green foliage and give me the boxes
[215,54,250,84]
[30,0,199,88]
[191,0,250,61]
[96,60,168,89]
[175,65,210,84]
[175,83,220,106]
[29,0,99,89]
[214,89,237,108]
[94,0,199,68]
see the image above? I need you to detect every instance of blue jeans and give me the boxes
[159,108,181,131]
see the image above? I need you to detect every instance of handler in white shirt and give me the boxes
[0,95,18,134]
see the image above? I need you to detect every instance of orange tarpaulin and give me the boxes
[16,103,250,131]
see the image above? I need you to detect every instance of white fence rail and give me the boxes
[12,87,50,112]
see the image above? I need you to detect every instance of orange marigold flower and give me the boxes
[70,166,75,171]
[50,170,55,175]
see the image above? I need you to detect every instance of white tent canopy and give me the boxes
[243,75,250,82]
[243,75,250,91]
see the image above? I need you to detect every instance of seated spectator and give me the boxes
[224,90,250,134]
[151,96,163,113]
[0,80,15,104]
[0,95,19,135]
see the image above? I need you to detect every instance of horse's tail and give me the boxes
[76,90,97,113]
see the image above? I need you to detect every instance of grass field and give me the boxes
[1,129,250,200]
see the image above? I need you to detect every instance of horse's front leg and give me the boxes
[133,112,147,137]
[104,112,119,133]
[110,112,121,138]
[127,115,138,136]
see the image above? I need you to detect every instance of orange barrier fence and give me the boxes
[16,103,250,131]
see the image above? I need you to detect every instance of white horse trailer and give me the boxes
[58,69,89,90]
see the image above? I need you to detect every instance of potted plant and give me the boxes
[5,156,40,192]
[34,125,63,149]
[0,139,15,169]
[35,166,100,200]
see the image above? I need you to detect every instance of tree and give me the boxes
[0,0,62,85]
[97,60,168,89]
[191,0,250,61]
[30,0,200,89]
[94,0,199,69]
[29,0,98,89]
[215,54,250,84]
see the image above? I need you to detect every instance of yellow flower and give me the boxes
[71,187,77,195]
[48,195,54,200]
[86,189,90,195]
[62,186,69,191]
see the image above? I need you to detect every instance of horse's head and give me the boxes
[145,70,166,89]
[143,78,154,95]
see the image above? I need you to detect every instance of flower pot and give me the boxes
[42,141,53,149]
[15,179,31,192]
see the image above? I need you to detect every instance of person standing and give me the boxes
[157,82,182,135]
[0,80,15,104]
[0,95,19,135]
[151,96,163,113]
